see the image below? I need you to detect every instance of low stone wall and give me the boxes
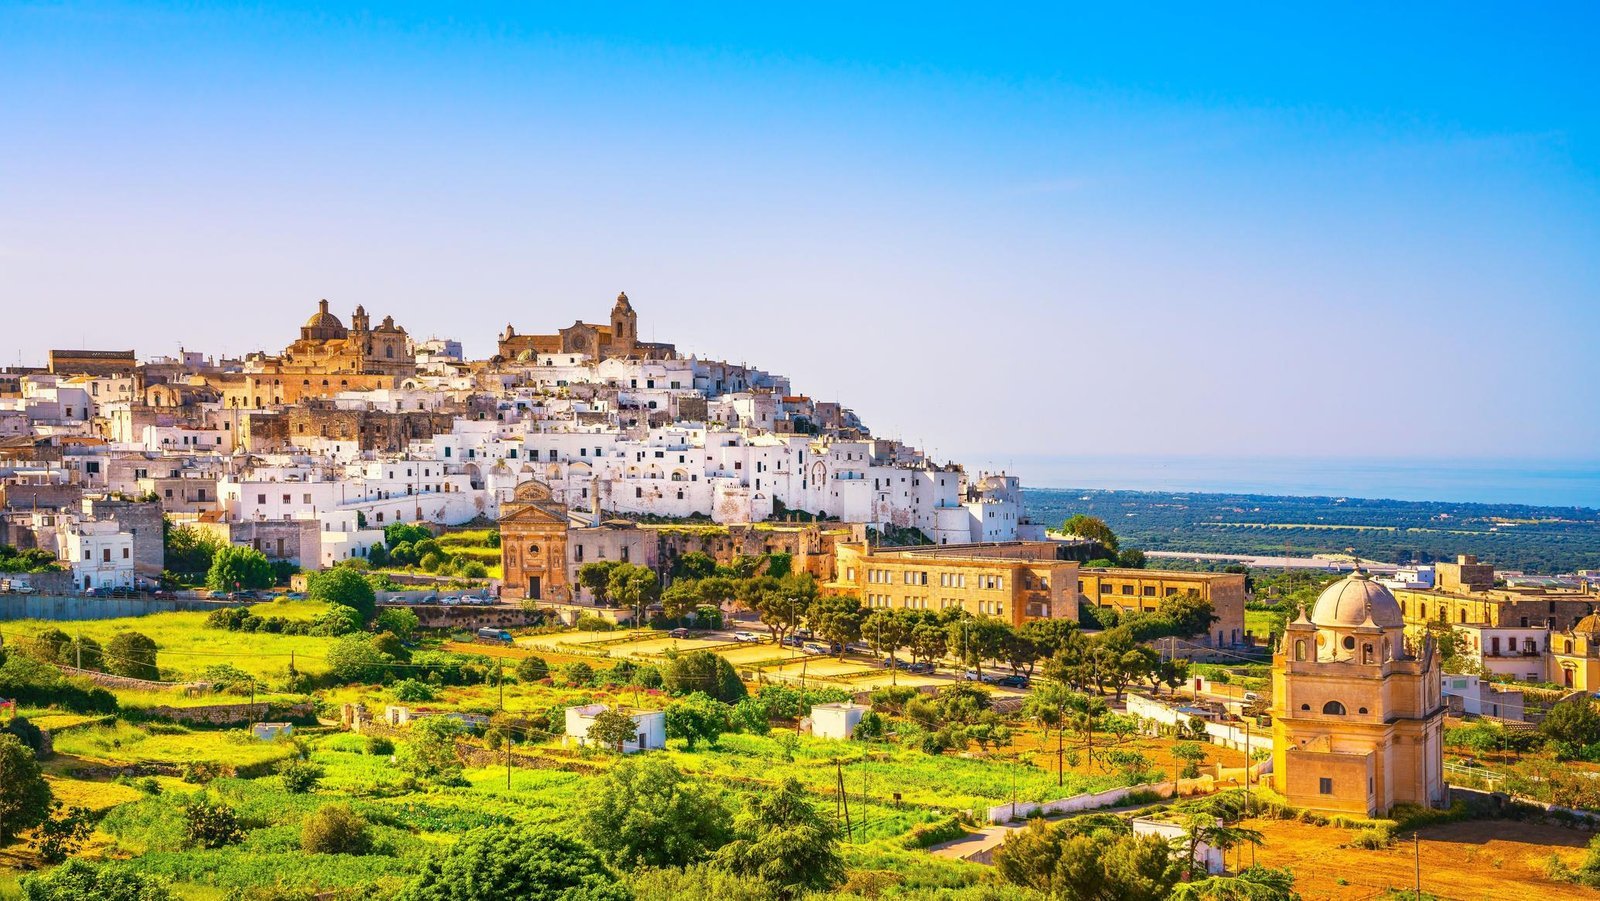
[140,701,317,726]
[54,664,189,692]
[394,603,546,631]
[455,743,603,775]
[1,594,241,622]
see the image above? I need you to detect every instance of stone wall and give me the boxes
[1,594,240,622]
[245,407,457,453]
[653,524,842,580]
[83,496,165,579]
[0,570,76,595]
[388,602,546,631]
[141,700,316,726]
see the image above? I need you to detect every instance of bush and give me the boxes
[397,825,626,901]
[663,650,746,703]
[20,859,176,901]
[300,802,372,855]
[575,614,613,632]
[460,561,488,579]
[562,661,596,688]
[515,655,549,682]
[278,759,324,794]
[365,736,394,756]
[392,678,438,702]
[901,813,971,849]
[106,631,160,681]
[310,604,363,637]
[325,634,395,684]
[0,733,52,844]
[182,797,244,849]
[1350,825,1395,850]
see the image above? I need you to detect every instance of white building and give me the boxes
[809,702,871,741]
[61,518,135,590]
[563,704,666,753]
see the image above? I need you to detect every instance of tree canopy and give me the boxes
[714,778,843,899]
[580,756,733,869]
[398,825,628,901]
[307,567,378,622]
[205,545,275,593]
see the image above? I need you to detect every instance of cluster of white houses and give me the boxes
[0,296,1037,588]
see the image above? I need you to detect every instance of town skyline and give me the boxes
[4,4,1598,462]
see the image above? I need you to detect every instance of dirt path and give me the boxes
[1247,817,1596,901]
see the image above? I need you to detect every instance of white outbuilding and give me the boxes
[809,702,871,741]
[564,703,666,753]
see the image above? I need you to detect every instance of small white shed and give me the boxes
[810,702,871,741]
[1132,816,1223,875]
[564,703,666,753]
[251,722,293,741]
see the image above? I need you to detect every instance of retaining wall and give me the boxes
[0,594,241,622]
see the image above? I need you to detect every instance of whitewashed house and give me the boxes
[563,703,665,753]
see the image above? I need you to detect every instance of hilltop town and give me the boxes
[2,298,1599,901]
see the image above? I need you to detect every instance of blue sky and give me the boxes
[2,2,1597,464]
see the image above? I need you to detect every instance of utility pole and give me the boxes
[497,659,504,712]
[1413,832,1421,898]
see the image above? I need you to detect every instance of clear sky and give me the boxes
[2,2,1597,465]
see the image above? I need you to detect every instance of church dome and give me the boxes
[1574,613,1600,636]
[304,299,344,330]
[1311,569,1404,629]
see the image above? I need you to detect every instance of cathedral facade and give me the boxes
[498,292,677,362]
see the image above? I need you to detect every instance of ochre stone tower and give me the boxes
[1271,570,1446,816]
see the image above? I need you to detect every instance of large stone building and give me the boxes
[497,292,676,362]
[1395,554,1598,633]
[1076,568,1247,647]
[832,541,1079,627]
[1272,570,1446,817]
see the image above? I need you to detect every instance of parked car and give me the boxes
[961,669,983,682]
[668,627,690,639]
[782,634,806,648]
[802,642,834,656]
[438,596,460,605]
[420,594,439,605]
[732,630,761,643]
[905,661,934,674]
[995,674,1030,689]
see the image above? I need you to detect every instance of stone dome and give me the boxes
[304,299,344,330]
[1310,569,1404,629]
[1574,613,1600,636]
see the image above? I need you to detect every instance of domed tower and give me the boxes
[300,299,347,341]
[1271,570,1445,816]
[609,291,637,356]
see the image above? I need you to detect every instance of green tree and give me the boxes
[376,607,421,641]
[628,863,777,901]
[864,609,912,681]
[105,631,160,681]
[608,563,661,624]
[1169,865,1300,901]
[661,580,704,623]
[27,629,72,665]
[20,859,176,901]
[663,650,747,702]
[674,551,719,581]
[747,573,818,646]
[586,706,643,753]
[666,692,731,750]
[325,634,394,683]
[909,620,948,670]
[307,566,378,622]
[578,560,622,604]
[995,818,1179,901]
[715,777,844,899]
[516,655,550,682]
[580,756,733,868]
[947,616,1009,681]
[205,545,275,593]
[398,826,628,901]
[396,716,464,783]
[811,593,863,659]
[1025,682,1076,786]
[385,522,432,549]
[163,521,222,583]
[1543,696,1600,749]
[1117,548,1149,569]
[0,732,53,846]
[301,802,372,855]
[1062,514,1119,553]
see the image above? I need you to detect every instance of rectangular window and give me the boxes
[1143,585,1156,597]
[1319,778,1333,795]
[1122,585,1134,595]
[122,548,129,559]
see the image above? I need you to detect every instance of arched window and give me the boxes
[1358,707,1369,714]
[1300,704,1311,711]
[1362,643,1375,665]
[1294,639,1307,662]
[528,544,540,554]
[1322,700,1346,716]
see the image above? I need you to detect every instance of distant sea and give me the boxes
[1005,455,1600,509]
